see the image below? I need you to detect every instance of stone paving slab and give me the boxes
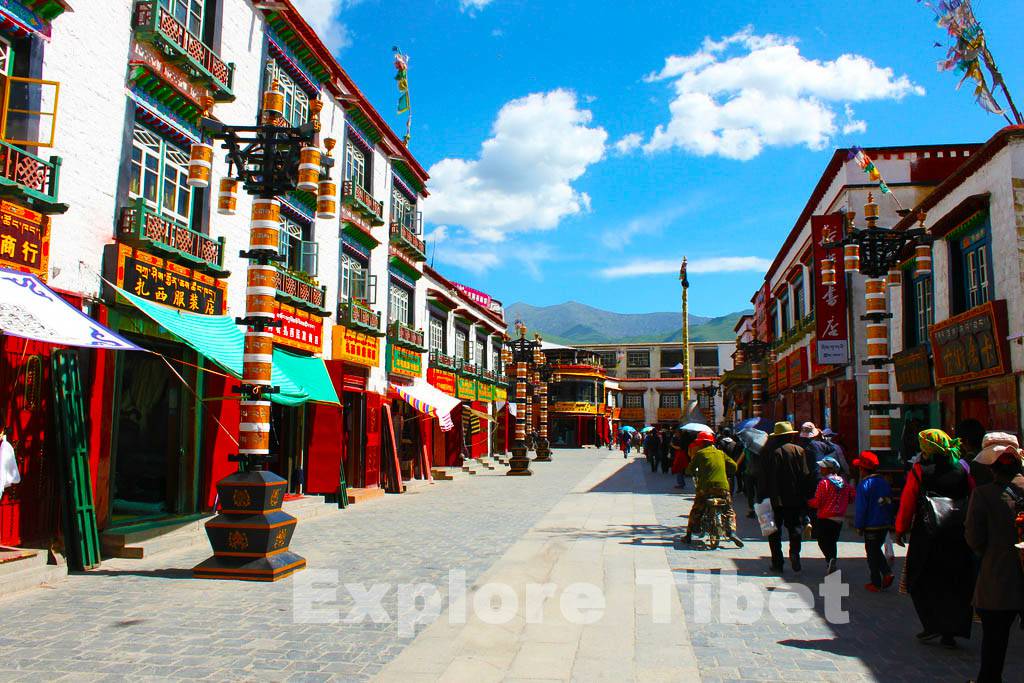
[0,453,603,682]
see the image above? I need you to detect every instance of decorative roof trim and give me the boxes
[267,37,321,97]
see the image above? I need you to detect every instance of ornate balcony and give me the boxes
[342,180,383,226]
[119,199,226,276]
[388,320,426,351]
[275,266,329,316]
[0,140,64,213]
[458,360,478,378]
[429,351,458,372]
[389,221,426,262]
[479,368,500,384]
[338,299,382,336]
[132,0,234,100]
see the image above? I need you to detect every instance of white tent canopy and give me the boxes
[391,380,462,431]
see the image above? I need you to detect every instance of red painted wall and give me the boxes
[305,403,343,495]
[201,373,240,510]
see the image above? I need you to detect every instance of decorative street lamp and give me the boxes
[696,380,720,430]
[505,321,540,476]
[820,194,931,456]
[188,83,335,582]
[735,338,770,418]
[534,359,555,462]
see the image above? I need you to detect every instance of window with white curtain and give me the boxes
[389,283,410,325]
[429,317,445,353]
[129,125,192,226]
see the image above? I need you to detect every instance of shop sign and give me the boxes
[754,282,771,343]
[129,40,211,106]
[620,407,645,421]
[427,367,456,396]
[809,338,835,378]
[387,343,422,378]
[115,244,226,314]
[332,325,380,367]
[0,200,49,279]
[929,300,1009,386]
[452,282,492,309]
[811,214,849,365]
[775,357,790,391]
[273,302,322,353]
[893,345,933,392]
[552,401,600,415]
[787,348,807,387]
[477,382,494,401]
[456,376,477,400]
[656,407,683,421]
[494,386,507,402]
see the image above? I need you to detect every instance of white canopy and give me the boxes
[391,380,462,431]
[0,269,138,351]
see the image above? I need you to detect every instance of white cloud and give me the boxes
[422,89,608,242]
[842,104,867,135]
[600,201,700,250]
[291,0,354,51]
[433,240,555,280]
[425,225,449,245]
[643,27,924,160]
[599,256,772,279]
[613,132,643,155]
[460,0,494,12]
[434,249,499,274]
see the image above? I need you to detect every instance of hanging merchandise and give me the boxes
[0,430,20,503]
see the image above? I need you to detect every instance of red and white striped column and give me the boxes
[515,361,527,443]
[864,277,891,452]
[750,360,763,417]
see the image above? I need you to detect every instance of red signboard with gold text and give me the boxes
[272,302,323,353]
[427,368,456,396]
[0,200,49,279]
[787,347,807,387]
[115,244,226,314]
[929,299,1010,386]
[811,214,849,365]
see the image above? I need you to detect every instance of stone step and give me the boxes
[431,467,468,481]
[346,487,386,504]
[0,550,67,600]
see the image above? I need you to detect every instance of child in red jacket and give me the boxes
[808,456,855,575]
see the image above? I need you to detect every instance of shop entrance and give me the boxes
[956,388,991,427]
[551,417,576,448]
[270,405,305,495]
[112,347,188,521]
[344,391,366,488]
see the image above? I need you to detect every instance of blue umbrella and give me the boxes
[680,422,713,434]
[619,425,637,433]
[640,426,654,433]
[736,417,773,433]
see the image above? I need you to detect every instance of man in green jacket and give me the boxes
[682,432,743,547]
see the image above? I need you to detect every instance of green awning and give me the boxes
[273,347,340,405]
[116,287,337,406]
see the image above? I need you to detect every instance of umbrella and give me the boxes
[736,417,773,433]
[619,425,637,433]
[737,428,769,455]
[640,426,654,433]
[680,422,713,435]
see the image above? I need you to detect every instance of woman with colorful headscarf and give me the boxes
[895,428,976,649]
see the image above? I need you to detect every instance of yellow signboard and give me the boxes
[494,386,507,402]
[551,401,600,415]
[456,376,477,400]
[331,325,380,367]
[477,382,494,401]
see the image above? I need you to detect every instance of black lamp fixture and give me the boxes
[505,322,540,475]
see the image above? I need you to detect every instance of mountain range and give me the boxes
[504,301,749,345]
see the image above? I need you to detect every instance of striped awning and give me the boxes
[391,381,461,431]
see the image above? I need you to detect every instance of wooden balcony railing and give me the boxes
[459,360,478,378]
[0,140,63,210]
[429,351,458,371]
[338,299,382,335]
[388,320,425,350]
[132,0,233,99]
[693,366,720,378]
[389,221,426,261]
[342,180,384,226]
[479,368,500,384]
[275,266,328,315]
[119,198,226,275]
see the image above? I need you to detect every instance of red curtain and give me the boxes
[305,403,344,495]
[201,372,241,510]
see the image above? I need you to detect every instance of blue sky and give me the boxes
[295,0,1024,317]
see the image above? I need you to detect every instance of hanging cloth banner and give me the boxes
[0,268,139,350]
[391,380,460,431]
[811,214,849,365]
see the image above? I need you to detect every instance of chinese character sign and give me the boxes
[0,200,49,279]
[811,214,849,365]
[272,302,323,353]
[115,244,226,315]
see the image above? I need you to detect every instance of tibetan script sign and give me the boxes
[331,325,380,367]
[128,40,211,107]
[787,348,807,387]
[456,376,477,401]
[552,401,600,415]
[476,382,494,401]
[929,299,1009,386]
[0,200,49,279]
[893,345,933,392]
[388,344,422,378]
[811,214,849,365]
[427,368,456,396]
[273,302,322,354]
[494,386,508,402]
[115,244,226,315]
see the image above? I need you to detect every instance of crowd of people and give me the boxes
[613,418,1024,683]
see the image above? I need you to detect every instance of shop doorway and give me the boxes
[344,392,366,488]
[551,417,576,447]
[270,405,305,494]
[957,389,991,427]
[112,348,187,522]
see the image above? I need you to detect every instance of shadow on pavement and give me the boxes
[78,567,195,580]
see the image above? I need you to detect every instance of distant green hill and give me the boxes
[506,301,749,344]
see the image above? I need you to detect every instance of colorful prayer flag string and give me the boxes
[393,46,412,145]
[848,146,904,211]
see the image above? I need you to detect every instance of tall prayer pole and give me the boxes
[680,257,690,407]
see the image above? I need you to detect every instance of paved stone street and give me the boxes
[1,449,1022,682]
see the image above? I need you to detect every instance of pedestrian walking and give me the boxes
[895,428,976,649]
[808,456,854,575]
[759,421,816,573]
[618,430,630,458]
[965,432,1024,683]
[643,428,659,472]
[658,429,672,473]
[800,422,850,474]
[852,451,896,592]
[671,428,695,490]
